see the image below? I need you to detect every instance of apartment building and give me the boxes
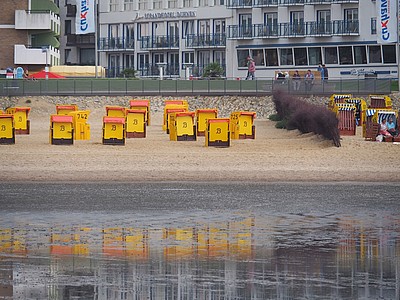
[0,0,61,74]
[98,0,397,79]
[1,1,396,79]
[59,0,96,65]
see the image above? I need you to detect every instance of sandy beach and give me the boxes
[1,97,399,183]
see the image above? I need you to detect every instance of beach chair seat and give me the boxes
[365,122,380,141]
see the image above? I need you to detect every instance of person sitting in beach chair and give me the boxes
[387,117,398,137]
[379,119,392,137]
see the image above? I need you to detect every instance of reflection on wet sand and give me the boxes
[0,214,399,299]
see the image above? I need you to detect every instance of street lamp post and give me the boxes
[42,46,49,80]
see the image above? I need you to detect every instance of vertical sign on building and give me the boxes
[377,0,397,43]
[76,0,95,35]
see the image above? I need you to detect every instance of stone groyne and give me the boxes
[1,94,399,119]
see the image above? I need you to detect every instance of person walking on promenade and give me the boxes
[246,57,256,80]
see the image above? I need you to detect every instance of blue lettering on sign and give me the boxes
[380,0,390,40]
[80,0,90,32]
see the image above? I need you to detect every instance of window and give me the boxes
[214,51,225,68]
[80,48,95,65]
[168,0,177,8]
[290,11,304,35]
[64,49,71,64]
[64,20,71,35]
[198,20,210,35]
[124,54,135,68]
[354,46,367,64]
[239,14,252,37]
[382,45,396,63]
[214,20,225,35]
[251,49,264,66]
[182,21,194,38]
[294,48,307,65]
[124,0,134,10]
[264,13,278,35]
[344,8,358,33]
[368,46,381,63]
[199,0,209,6]
[371,17,376,35]
[280,48,293,65]
[324,47,338,64]
[183,0,193,7]
[317,10,331,34]
[138,53,149,76]
[237,50,250,67]
[139,0,148,10]
[265,49,278,66]
[308,47,321,65]
[137,23,148,40]
[110,0,118,11]
[219,0,225,4]
[153,0,162,9]
[183,52,194,64]
[339,46,353,65]
[124,24,135,48]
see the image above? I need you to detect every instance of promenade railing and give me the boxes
[0,77,394,97]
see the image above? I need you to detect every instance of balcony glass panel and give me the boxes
[186,34,226,47]
[226,0,252,8]
[140,36,179,49]
[253,0,278,7]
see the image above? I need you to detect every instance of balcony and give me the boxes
[186,34,226,48]
[140,36,179,50]
[67,34,95,46]
[14,45,60,65]
[98,38,135,51]
[227,20,358,38]
[15,10,60,34]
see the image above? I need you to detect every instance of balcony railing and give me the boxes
[332,20,359,35]
[306,0,359,3]
[227,0,357,8]
[279,0,305,5]
[252,0,279,7]
[136,64,181,77]
[140,36,179,49]
[226,0,252,8]
[67,34,95,46]
[252,24,279,38]
[227,20,358,38]
[98,38,134,51]
[186,34,226,48]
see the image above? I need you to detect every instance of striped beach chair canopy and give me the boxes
[336,103,356,111]
[376,111,397,124]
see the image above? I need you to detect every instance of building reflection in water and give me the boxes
[0,215,399,299]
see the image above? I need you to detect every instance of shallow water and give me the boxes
[0,182,399,299]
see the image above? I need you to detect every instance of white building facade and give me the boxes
[98,0,397,79]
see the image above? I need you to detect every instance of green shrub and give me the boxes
[120,68,137,78]
[203,63,224,78]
